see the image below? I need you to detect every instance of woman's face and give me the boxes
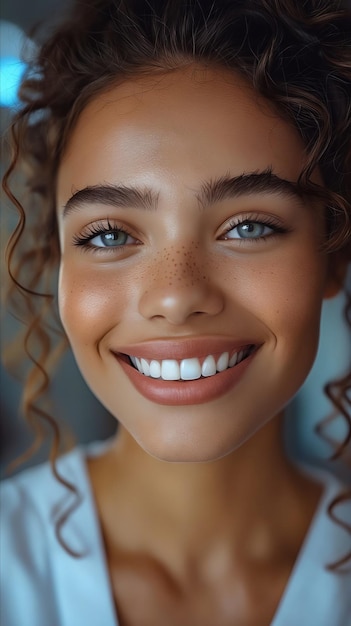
[57,67,333,462]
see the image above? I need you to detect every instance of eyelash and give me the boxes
[222,214,289,241]
[73,219,137,252]
[72,213,289,252]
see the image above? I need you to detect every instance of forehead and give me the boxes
[58,66,310,200]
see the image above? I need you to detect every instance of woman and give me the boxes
[1,1,350,624]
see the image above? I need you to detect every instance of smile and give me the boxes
[114,339,259,406]
[129,346,254,381]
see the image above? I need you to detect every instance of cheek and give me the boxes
[58,262,130,347]
[221,247,327,358]
[267,260,326,333]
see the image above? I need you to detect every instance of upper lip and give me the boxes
[112,337,259,360]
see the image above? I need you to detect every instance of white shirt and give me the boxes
[1,442,350,626]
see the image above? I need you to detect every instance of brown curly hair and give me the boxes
[3,0,351,563]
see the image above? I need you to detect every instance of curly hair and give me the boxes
[3,0,351,563]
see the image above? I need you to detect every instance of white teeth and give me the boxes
[216,351,229,372]
[201,355,216,377]
[161,359,180,380]
[129,347,253,380]
[149,360,161,378]
[140,358,150,376]
[229,352,238,367]
[180,358,202,380]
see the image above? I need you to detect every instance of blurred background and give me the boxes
[1,0,350,480]
[0,0,117,476]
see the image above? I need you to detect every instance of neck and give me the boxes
[88,413,321,576]
[113,413,291,520]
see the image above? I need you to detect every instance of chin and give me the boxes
[130,422,254,464]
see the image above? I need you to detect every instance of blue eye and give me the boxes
[90,230,131,247]
[224,221,276,240]
[73,222,138,250]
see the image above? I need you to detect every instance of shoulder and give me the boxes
[0,446,92,626]
[273,466,351,626]
[305,466,351,561]
[1,460,53,570]
[0,445,89,528]
[300,465,351,581]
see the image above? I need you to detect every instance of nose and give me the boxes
[138,248,224,325]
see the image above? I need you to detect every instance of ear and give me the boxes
[323,253,349,300]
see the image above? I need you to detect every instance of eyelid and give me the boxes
[72,218,140,250]
[220,212,288,239]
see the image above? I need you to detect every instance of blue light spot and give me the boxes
[0,57,27,107]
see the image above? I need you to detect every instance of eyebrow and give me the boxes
[63,185,159,216]
[62,168,303,217]
[197,168,302,209]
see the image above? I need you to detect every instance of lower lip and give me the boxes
[115,351,257,406]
